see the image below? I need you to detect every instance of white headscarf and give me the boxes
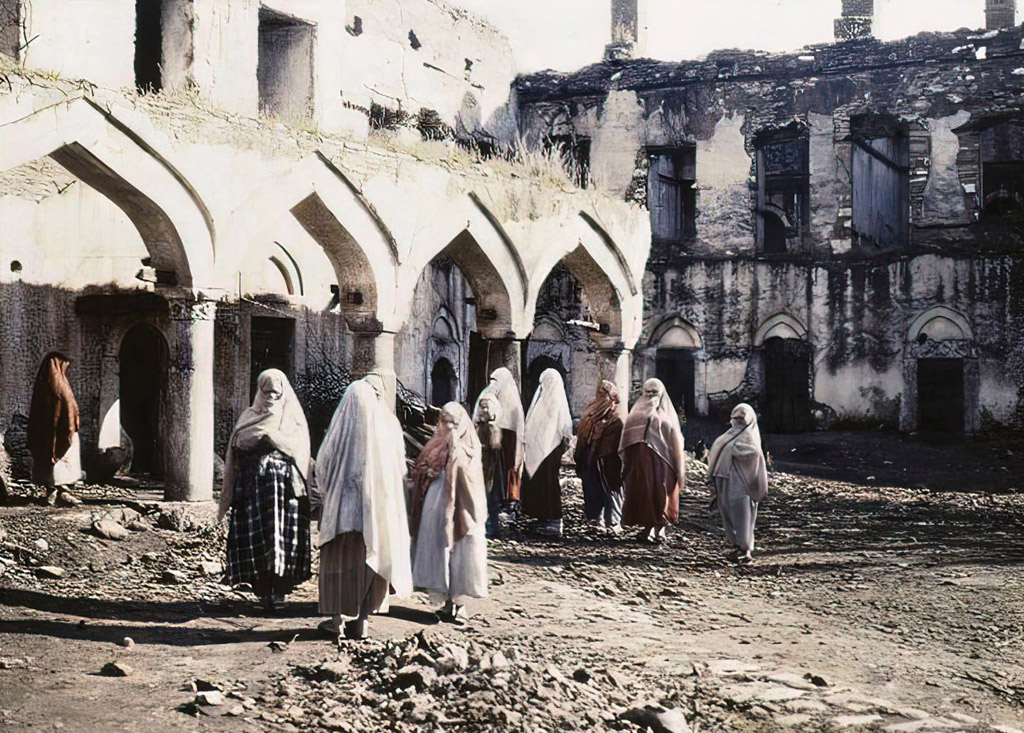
[619,378,686,484]
[219,369,310,520]
[473,367,525,470]
[707,403,768,502]
[315,377,412,597]
[523,368,573,478]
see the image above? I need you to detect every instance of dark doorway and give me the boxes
[525,355,566,410]
[135,0,163,93]
[119,324,168,475]
[917,358,964,433]
[430,357,457,407]
[762,337,812,433]
[655,349,695,417]
[250,316,295,400]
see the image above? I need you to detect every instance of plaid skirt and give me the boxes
[226,449,311,596]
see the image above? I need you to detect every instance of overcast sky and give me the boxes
[455,0,993,73]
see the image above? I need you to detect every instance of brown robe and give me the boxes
[28,353,80,468]
[621,443,680,527]
[499,428,521,502]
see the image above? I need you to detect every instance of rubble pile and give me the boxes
[244,630,697,733]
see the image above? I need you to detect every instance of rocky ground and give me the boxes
[1,433,1023,732]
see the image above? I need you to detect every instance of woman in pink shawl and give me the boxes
[218,369,312,612]
[707,403,769,564]
[410,402,488,624]
[619,378,686,544]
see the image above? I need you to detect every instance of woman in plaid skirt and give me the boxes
[218,369,312,611]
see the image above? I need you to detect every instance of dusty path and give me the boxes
[1,453,1022,732]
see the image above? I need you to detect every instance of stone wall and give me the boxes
[517,23,1024,431]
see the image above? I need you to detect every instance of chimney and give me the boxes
[986,0,1017,29]
[604,0,647,61]
[834,0,874,42]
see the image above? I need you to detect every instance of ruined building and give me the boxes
[517,0,1024,437]
[2,0,1022,505]
[0,0,648,501]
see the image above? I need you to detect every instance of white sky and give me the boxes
[455,0,994,73]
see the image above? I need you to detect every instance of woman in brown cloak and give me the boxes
[28,352,83,505]
[574,380,624,531]
[619,378,686,544]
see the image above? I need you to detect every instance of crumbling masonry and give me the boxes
[517,0,1024,437]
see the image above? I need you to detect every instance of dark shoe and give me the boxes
[725,548,740,563]
[317,620,341,639]
[344,619,367,639]
[737,552,754,566]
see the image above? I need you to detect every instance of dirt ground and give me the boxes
[1,431,1022,732]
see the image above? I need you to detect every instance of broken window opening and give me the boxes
[135,0,164,93]
[850,115,910,250]
[647,147,697,245]
[0,0,22,60]
[980,122,1024,218]
[346,16,363,37]
[258,7,316,122]
[545,135,591,189]
[756,135,809,254]
[408,29,421,50]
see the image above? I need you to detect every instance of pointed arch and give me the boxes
[549,243,623,340]
[291,192,379,325]
[439,229,514,338]
[754,313,808,346]
[0,99,214,288]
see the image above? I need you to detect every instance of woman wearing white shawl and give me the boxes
[707,403,768,564]
[520,369,573,537]
[619,378,686,544]
[473,367,525,522]
[410,402,489,623]
[314,375,412,639]
[219,369,312,611]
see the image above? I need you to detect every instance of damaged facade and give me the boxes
[0,0,650,501]
[517,0,1024,437]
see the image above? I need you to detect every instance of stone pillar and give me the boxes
[597,346,632,410]
[987,0,1016,29]
[352,330,397,411]
[164,299,216,502]
[604,0,648,60]
[834,0,873,41]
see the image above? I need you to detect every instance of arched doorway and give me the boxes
[119,324,168,475]
[762,337,812,433]
[430,358,457,407]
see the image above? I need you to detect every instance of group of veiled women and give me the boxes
[210,363,772,638]
[473,367,768,563]
[218,370,488,638]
